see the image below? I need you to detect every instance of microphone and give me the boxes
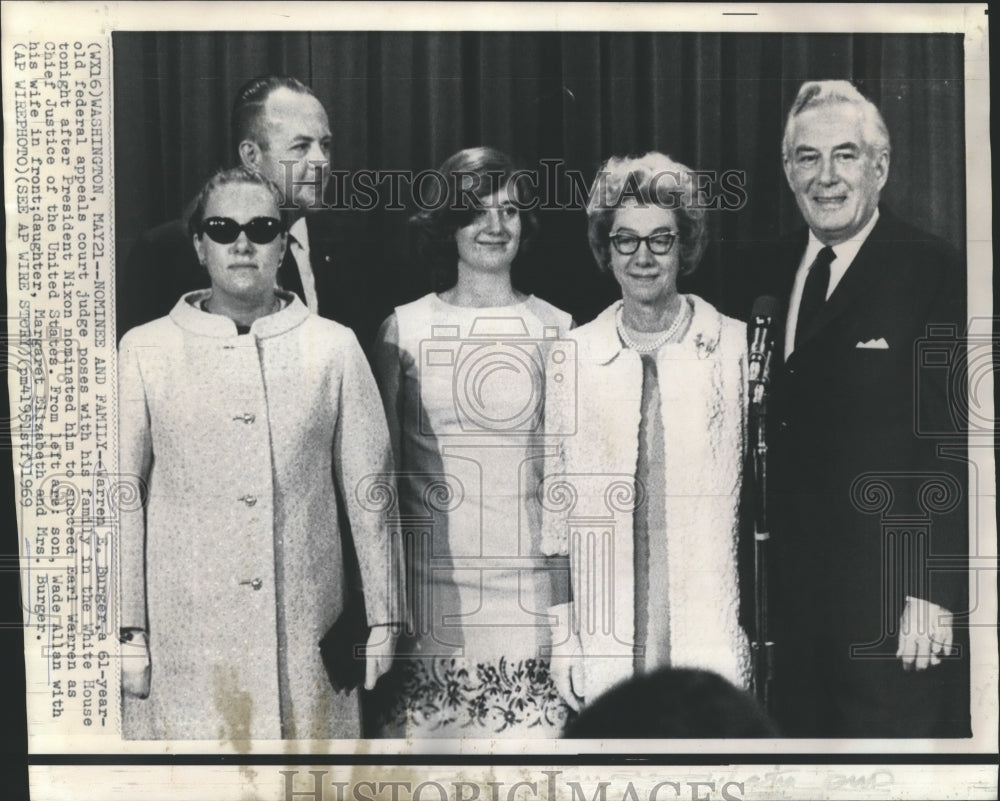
[749,295,781,408]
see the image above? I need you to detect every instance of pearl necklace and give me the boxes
[616,298,690,352]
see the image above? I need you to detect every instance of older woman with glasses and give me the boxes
[118,166,397,740]
[543,152,752,713]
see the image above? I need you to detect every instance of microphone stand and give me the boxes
[750,347,774,711]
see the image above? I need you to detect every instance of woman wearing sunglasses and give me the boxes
[117,166,397,740]
[542,152,752,714]
[369,147,573,737]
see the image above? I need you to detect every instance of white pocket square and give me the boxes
[856,337,889,350]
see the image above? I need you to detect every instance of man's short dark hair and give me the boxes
[231,75,316,153]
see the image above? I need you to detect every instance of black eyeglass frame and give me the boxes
[608,231,679,257]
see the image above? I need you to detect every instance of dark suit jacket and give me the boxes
[117,212,386,352]
[739,207,970,735]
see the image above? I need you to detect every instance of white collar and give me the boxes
[802,206,880,280]
[288,217,309,249]
[172,289,308,338]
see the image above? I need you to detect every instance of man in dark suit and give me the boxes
[746,81,969,737]
[117,75,380,348]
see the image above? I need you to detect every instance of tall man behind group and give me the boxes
[117,75,380,347]
[745,80,970,737]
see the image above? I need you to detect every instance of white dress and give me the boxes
[372,293,573,737]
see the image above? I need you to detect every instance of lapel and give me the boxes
[306,215,337,267]
[777,230,806,303]
[574,301,643,471]
[757,232,805,370]
[791,208,890,355]
[305,215,336,309]
[278,246,305,301]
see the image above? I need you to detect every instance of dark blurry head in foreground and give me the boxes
[563,667,780,738]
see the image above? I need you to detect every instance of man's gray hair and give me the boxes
[782,80,890,160]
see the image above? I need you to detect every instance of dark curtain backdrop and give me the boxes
[113,32,965,325]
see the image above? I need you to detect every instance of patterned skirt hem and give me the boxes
[370,655,572,737]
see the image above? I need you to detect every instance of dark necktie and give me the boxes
[795,245,835,347]
[278,235,306,304]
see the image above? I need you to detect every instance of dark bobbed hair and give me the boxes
[563,667,780,738]
[586,152,708,277]
[231,75,316,153]
[409,147,540,292]
[188,166,287,239]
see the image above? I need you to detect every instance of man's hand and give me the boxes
[121,630,151,698]
[364,625,398,690]
[896,596,954,671]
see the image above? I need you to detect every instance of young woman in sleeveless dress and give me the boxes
[371,148,573,738]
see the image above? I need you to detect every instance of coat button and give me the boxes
[239,494,258,507]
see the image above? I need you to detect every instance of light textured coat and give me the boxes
[542,295,752,703]
[118,292,395,741]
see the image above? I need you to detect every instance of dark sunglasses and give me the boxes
[200,216,285,245]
